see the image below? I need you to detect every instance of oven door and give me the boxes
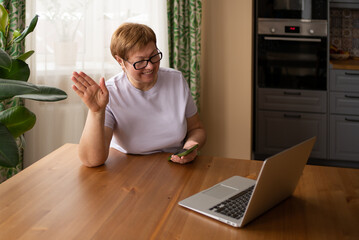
[257,35,327,90]
[257,0,327,20]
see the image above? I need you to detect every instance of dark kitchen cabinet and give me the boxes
[258,89,327,113]
[329,69,359,161]
[329,69,359,92]
[253,0,359,167]
[256,110,327,158]
[255,89,327,159]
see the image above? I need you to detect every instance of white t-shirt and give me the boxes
[104,67,197,154]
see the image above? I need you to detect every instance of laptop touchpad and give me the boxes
[203,184,238,199]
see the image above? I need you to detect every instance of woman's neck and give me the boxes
[126,74,157,91]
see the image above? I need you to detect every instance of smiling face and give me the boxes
[116,42,160,91]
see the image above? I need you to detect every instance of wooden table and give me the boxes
[0,144,358,239]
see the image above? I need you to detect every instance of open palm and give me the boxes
[71,72,109,112]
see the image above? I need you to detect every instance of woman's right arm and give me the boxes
[71,71,113,167]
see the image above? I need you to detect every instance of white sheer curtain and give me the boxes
[24,0,169,167]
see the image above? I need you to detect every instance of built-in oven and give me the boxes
[257,19,328,90]
[257,0,327,20]
[253,0,329,161]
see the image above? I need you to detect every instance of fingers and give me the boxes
[71,71,99,89]
[71,76,87,95]
[71,84,84,97]
[170,150,197,164]
[171,155,192,164]
[78,72,98,86]
[71,72,88,93]
[71,72,106,94]
[72,72,91,88]
[99,77,109,95]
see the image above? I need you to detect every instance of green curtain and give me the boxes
[167,0,202,109]
[0,0,25,182]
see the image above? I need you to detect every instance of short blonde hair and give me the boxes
[110,23,157,60]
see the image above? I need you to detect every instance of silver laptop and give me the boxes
[179,137,316,228]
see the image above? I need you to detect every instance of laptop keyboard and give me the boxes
[209,185,255,219]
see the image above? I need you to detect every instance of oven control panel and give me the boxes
[258,19,327,37]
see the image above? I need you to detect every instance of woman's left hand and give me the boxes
[170,148,198,164]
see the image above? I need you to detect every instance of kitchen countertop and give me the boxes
[330,58,359,70]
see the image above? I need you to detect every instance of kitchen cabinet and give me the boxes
[253,0,359,167]
[258,89,326,113]
[257,110,327,158]
[256,88,327,159]
[329,69,359,161]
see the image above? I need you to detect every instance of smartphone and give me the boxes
[168,144,199,161]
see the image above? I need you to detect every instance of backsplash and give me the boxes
[330,8,359,58]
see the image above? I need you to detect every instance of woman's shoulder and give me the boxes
[105,71,126,88]
[159,67,182,77]
[158,67,189,93]
[158,67,185,86]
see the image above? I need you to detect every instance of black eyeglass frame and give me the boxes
[125,50,163,70]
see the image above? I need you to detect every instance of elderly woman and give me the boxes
[71,23,206,167]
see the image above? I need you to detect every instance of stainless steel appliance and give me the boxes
[254,0,329,162]
[257,19,328,90]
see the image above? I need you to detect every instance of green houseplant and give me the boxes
[0,5,67,170]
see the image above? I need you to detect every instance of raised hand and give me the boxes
[71,72,109,113]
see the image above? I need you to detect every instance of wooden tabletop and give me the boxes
[0,144,358,240]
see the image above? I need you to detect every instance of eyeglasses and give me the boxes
[126,50,163,70]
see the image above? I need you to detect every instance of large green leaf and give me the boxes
[0,48,11,70]
[0,78,38,100]
[0,79,68,101]
[0,4,8,36]
[0,122,19,168]
[0,106,36,138]
[14,15,38,43]
[0,58,30,81]
[16,85,68,101]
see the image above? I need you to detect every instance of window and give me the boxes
[24,0,168,167]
